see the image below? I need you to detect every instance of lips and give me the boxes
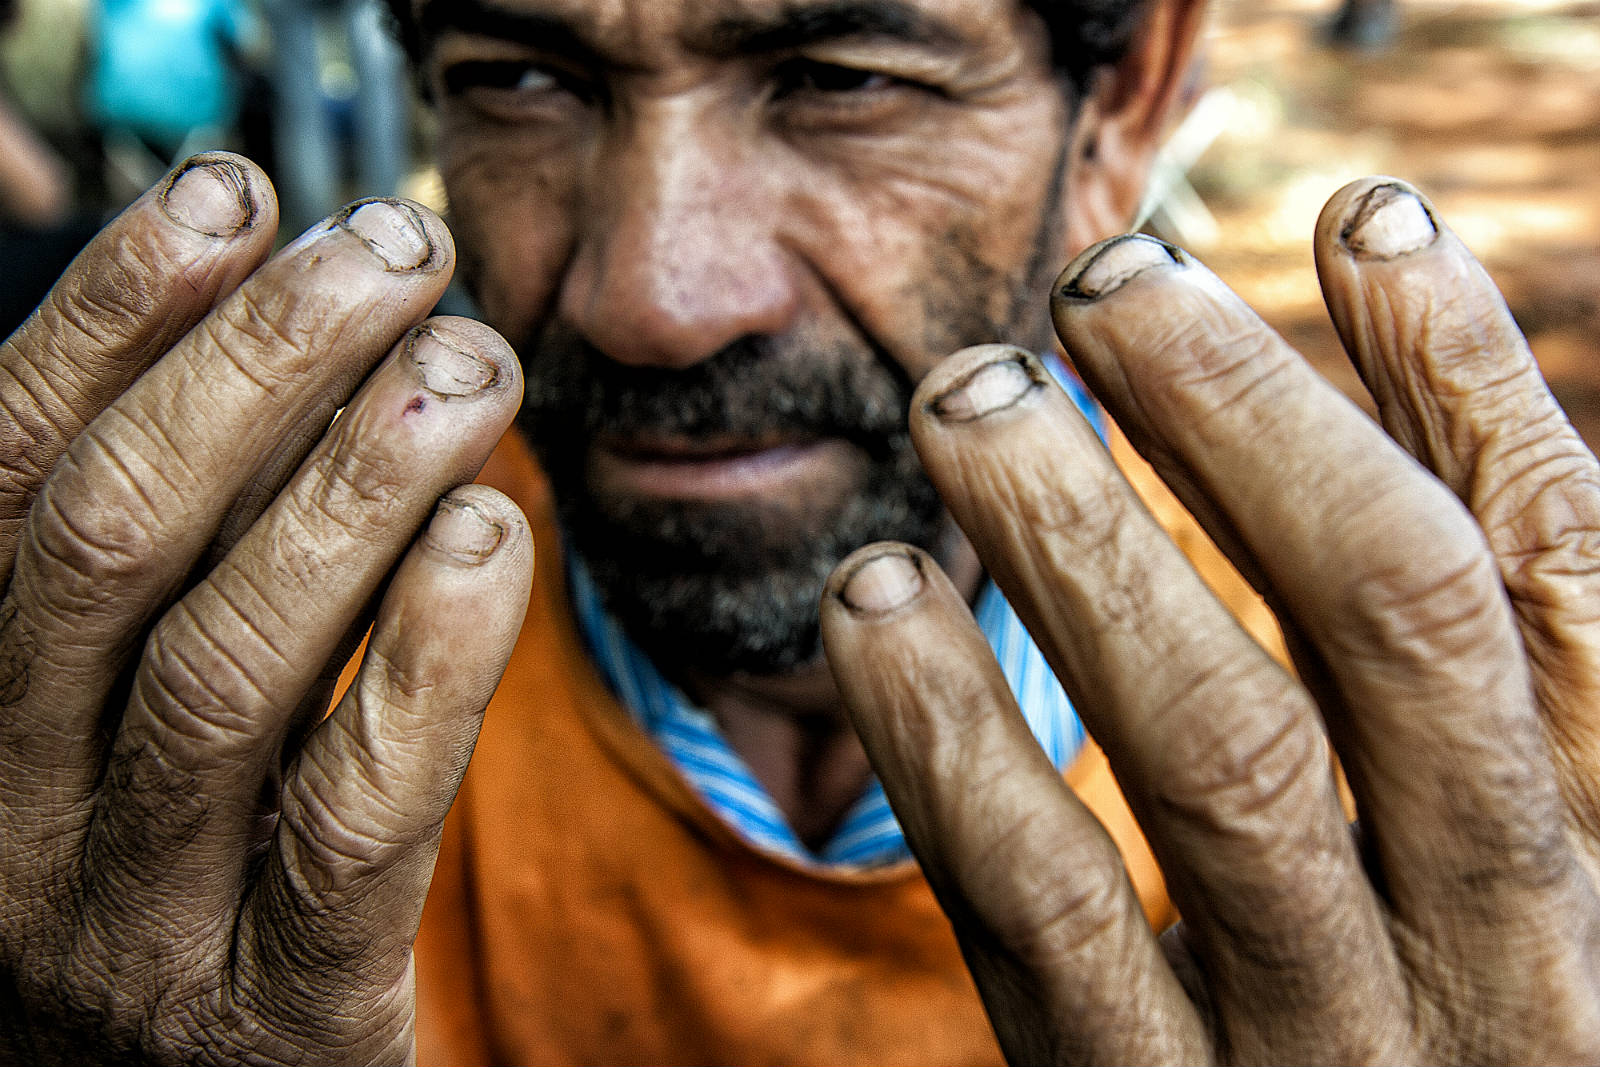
[588,434,845,501]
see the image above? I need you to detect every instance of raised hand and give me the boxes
[0,154,533,1065]
[821,178,1600,1064]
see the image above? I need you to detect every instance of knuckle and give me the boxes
[0,598,36,707]
[1151,664,1323,840]
[1145,303,1295,418]
[196,281,364,402]
[136,594,288,753]
[261,505,351,599]
[0,758,219,1064]
[1029,463,1141,556]
[1020,468,1152,625]
[221,286,314,360]
[1407,287,1527,388]
[42,245,162,353]
[1504,531,1600,630]
[286,429,408,542]
[248,827,381,983]
[361,643,439,706]
[1476,430,1600,591]
[195,295,312,400]
[981,851,1132,969]
[25,434,174,607]
[281,759,404,895]
[0,457,43,517]
[0,363,80,482]
[1340,532,1512,668]
[1475,408,1595,503]
[1409,313,1507,390]
[1504,520,1600,623]
[82,741,210,894]
[1432,745,1573,898]
[2,957,157,1064]
[1025,482,1168,640]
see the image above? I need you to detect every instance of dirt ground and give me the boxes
[1170,0,1600,442]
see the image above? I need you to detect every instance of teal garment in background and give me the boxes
[85,0,250,153]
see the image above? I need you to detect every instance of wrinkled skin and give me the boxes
[418,0,1191,839]
[0,157,535,1064]
[822,179,1600,1064]
[426,0,1080,687]
[0,0,1188,1055]
[0,0,1594,1064]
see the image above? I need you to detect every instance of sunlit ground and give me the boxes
[1174,0,1600,441]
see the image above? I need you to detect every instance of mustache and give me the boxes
[518,330,914,449]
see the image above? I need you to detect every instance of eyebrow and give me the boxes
[415,0,603,64]
[698,0,964,55]
[414,0,962,62]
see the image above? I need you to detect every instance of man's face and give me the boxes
[417,0,1076,677]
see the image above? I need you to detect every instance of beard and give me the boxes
[516,329,947,678]
[505,138,1071,681]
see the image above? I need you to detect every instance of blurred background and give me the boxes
[0,0,1595,442]
[1183,0,1600,445]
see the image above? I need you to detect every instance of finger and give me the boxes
[1313,179,1600,852]
[1049,236,1594,1011]
[1,198,453,823]
[821,543,1205,1066]
[904,345,1405,1061]
[80,318,520,942]
[237,485,531,1059]
[0,153,277,584]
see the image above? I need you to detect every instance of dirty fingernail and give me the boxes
[409,328,499,397]
[929,350,1040,422]
[425,496,505,564]
[160,156,255,236]
[338,199,434,271]
[1057,233,1184,300]
[839,550,924,615]
[1341,183,1438,259]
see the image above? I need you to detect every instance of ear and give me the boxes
[1061,0,1210,255]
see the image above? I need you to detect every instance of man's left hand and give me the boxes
[822,177,1600,1064]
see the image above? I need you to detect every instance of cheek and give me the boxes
[789,93,1071,380]
[438,134,578,349]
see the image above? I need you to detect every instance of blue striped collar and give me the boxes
[568,358,1102,869]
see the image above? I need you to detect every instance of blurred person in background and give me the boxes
[266,0,409,234]
[0,0,71,234]
[0,14,69,232]
[1324,0,1397,50]
[83,0,257,191]
[0,0,101,333]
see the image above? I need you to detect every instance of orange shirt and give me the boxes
[412,427,1284,1066]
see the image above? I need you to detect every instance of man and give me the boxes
[0,1,1597,1066]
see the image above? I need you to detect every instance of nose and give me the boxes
[558,99,801,370]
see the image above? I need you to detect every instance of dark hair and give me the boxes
[381,0,1150,94]
[1031,0,1152,88]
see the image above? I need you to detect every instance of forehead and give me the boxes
[411,0,1027,59]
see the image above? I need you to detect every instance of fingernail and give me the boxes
[929,351,1041,422]
[408,328,499,397]
[838,549,924,615]
[1341,183,1437,260]
[1057,234,1184,300]
[160,156,255,236]
[336,199,435,271]
[425,496,504,564]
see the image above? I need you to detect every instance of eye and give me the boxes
[774,59,897,98]
[439,59,596,110]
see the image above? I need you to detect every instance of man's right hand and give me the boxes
[0,153,533,1065]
